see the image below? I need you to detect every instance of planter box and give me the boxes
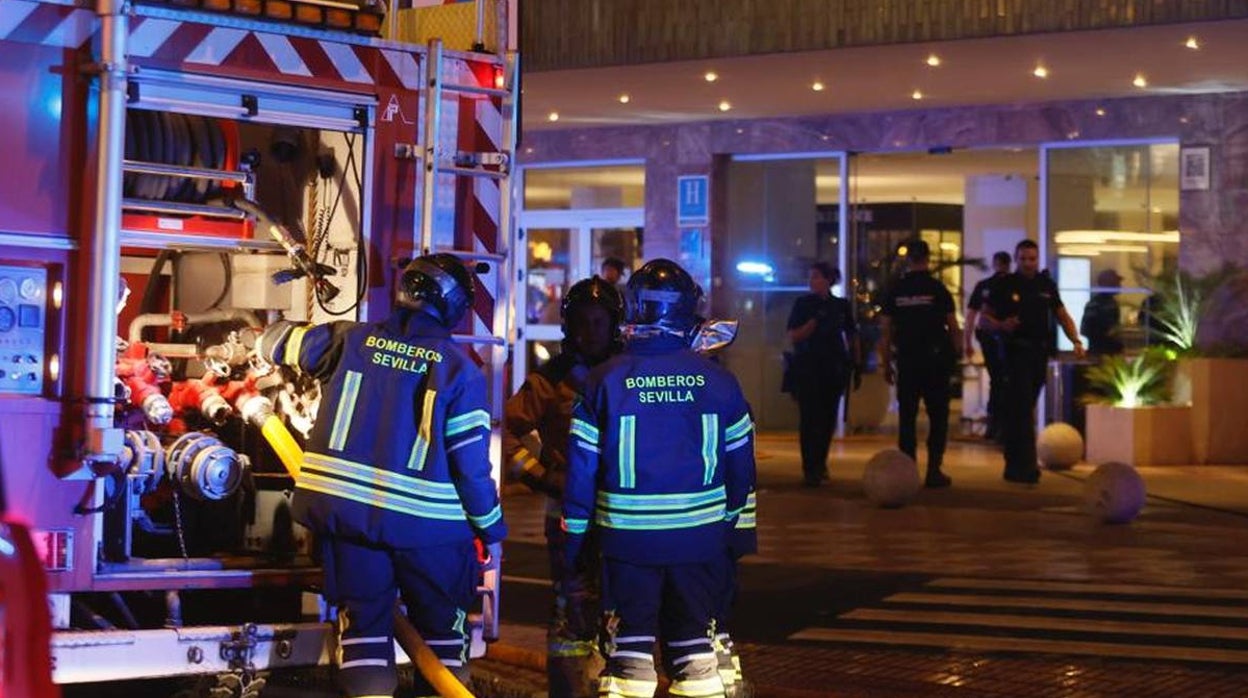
[1085,404,1193,466]
[1174,358,1248,464]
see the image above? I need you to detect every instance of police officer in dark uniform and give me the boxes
[786,262,858,486]
[260,253,507,698]
[981,240,1086,483]
[563,259,756,698]
[879,240,959,488]
[503,276,624,698]
[965,251,1012,440]
[1081,269,1125,356]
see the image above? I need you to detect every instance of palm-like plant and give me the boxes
[1083,349,1173,408]
[1150,273,1202,353]
[1145,263,1239,354]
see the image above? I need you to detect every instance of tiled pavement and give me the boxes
[490,432,1248,696]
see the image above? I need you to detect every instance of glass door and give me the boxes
[719,153,847,430]
[514,210,644,390]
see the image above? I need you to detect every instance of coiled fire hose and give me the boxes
[256,416,477,698]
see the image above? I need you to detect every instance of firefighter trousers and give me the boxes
[712,552,745,697]
[546,516,604,698]
[324,537,477,698]
[599,557,726,698]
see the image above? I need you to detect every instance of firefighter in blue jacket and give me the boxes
[260,253,507,698]
[503,276,624,697]
[563,259,757,698]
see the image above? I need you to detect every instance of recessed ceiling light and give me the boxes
[812,81,825,92]
[1095,107,1106,117]
[1185,36,1200,50]
[1033,65,1049,79]
[704,71,718,82]
[926,54,941,67]
[911,89,923,100]
[618,94,631,104]
[718,100,732,112]
[1133,73,1148,88]
[547,111,560,122]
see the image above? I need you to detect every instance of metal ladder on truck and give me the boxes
[418,37,519,650]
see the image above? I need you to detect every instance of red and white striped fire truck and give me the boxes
[0,0,518,690]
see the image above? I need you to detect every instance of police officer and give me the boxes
[965,251,1012,441]
[563,259,756,698]
[503,276,624,698]
[982,240,1086,483]
[879,240,959,488]
[260,253,507,698]
[1081,269,1125,356]
[786,262,858,486]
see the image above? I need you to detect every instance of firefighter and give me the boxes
[786,262,858,487]
[259,253,507,698]
[879,239,959,488]
[563,259,757,698]
[503,276,625,698]
[981,240,1086,483]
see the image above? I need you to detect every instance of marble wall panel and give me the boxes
[521,91,1248,276]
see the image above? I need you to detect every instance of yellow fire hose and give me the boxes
[258,415,477,698]
[260,414,303,477]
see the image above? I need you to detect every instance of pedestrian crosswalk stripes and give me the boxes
[787,628,1248,664]
[925,576,1248,600]
[884,591,1248,620]
[788,576,1248,665]
[841,608,1248,641]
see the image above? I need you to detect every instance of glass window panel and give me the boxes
[523,164,645,210]
[1046,143,1179,353]
[525,228,573,325]
[591,227,643,287]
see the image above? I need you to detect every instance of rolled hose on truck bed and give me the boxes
[258,417,478,698]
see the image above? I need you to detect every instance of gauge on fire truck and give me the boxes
[0,265,50,396]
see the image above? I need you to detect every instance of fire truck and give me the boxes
[0,0,518,690]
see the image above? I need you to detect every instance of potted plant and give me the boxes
[1146,264,1248,464]
[1083,349,1193,466]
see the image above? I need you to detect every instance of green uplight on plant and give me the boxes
[1082,350,1173,408]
